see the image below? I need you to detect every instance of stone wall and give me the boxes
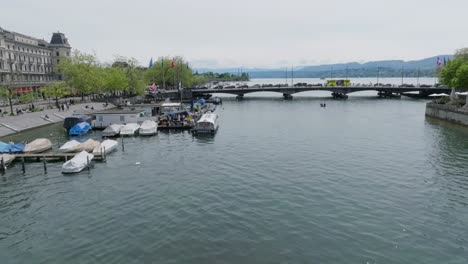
[425,103,468,126]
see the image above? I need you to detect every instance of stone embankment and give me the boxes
[425,103,468,126]
[0,102,113,137]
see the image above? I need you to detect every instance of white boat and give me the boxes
[58,140,81,153]
[192,113,219,134]
[92,139,118,156]
[0,154,16,167]
[120,123,140,136]
[139,120,158,136]
[102,124,124,137]
[62,151,94,174]
[23,138,52,153]
[72,139,101,153]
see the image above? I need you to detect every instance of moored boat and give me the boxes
[72,139,101,153]
[120,123,140,136]
[139,120,158,136]
[69,122,92,136]
[23,139,52,153]
[192,113,219,135]
[102,124,124,137]
[62,151,94,174]
[0,142,25,154]
[59,140,81,153]
[0,154,16,167]
[92,139,118,155]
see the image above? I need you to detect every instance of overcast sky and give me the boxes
[2,0,467,68]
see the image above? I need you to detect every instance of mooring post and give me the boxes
[121,136,125,152]
[43,156,47,173]
[87,155,90,172]
[1,157,5,172]
[22,156,25,173]
[103,146,106,161]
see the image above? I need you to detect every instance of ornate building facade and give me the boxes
[0,27,71,93]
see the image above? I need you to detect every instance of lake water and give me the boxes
[1,78,468,263]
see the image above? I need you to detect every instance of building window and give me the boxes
[56,52,59,56]
[120,116,125,122]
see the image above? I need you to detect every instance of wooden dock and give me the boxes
[13,152,105,161]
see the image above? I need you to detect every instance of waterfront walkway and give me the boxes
[0,101,113,138]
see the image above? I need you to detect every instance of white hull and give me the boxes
[102,124,124,137]
[120,123,140,136]
[92,140,118,155]
[0,154,16,167]
[62,151,94,174]
[59,140,81,153]
[139,120,158,136]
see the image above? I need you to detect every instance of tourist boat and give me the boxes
[69,122,92,136]
[120,123,140,136]
[72,139,101,153]
[102,124,124,137]
[23,138,52,153]
[139,120,158,136]
[0,141,25,153]
[92,139,118,156]
[0,154,16,167]
[59,140,81,153]
[62,151,94,174]
[192,113,219,134]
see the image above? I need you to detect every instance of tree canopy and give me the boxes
[439,48,468,89]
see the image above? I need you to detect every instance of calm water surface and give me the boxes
[1,88,468,263]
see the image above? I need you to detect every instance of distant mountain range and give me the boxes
[195,55,454,78]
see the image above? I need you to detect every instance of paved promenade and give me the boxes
[0,101,114,138]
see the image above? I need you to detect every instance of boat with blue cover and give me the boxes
[0,142,25,153]
[69,122,92,136]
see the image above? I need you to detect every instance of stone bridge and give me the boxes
[191,86,452,99]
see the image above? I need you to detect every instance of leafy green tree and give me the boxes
[43,81,69,105]
[102,66,129,95]
[439,48,468,107]
[19,92,34,104]
[144,57,194,89]
[58,50,104,101]
[0,87,14,115]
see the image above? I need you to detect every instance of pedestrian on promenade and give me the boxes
[61,104,65,111]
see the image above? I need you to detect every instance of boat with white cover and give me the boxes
[59,140,81,153]
[0,154,16,167]
[102,124,124,137]
[62,151,94,174]
[192,113,219,134]
[92,139,118,155]
[120,123,140,136]
[72,139,101,152]
[23,138,53,153]
[139,120,158,136]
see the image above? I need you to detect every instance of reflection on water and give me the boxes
[0,91,467,263]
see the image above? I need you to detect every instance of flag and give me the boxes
[437,57,442,66]
[149,58,153,68]
[151,83,156,92]
[171,58,175,68]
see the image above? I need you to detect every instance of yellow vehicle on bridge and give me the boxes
[326,79,351,86]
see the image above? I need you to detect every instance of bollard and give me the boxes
[43,156,47,173]
[22,156,25,173]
